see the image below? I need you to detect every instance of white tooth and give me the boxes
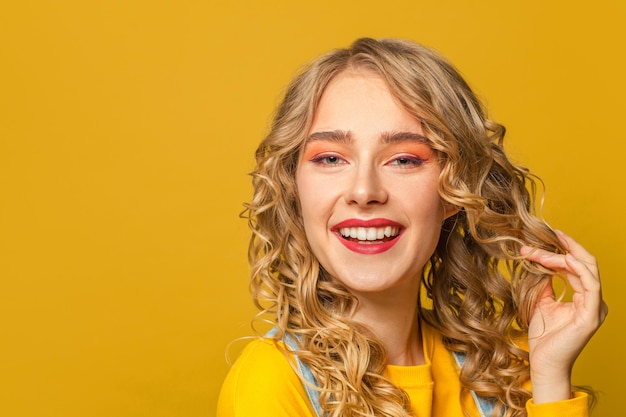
[357,227,367,241]
[392,227,398,236]
[350,227,357,238]
[340,228,350,237]
[376,228,385,239]
[384,226,392,237]
[366,227,377,240]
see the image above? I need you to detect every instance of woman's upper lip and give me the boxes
[333,218,403,229]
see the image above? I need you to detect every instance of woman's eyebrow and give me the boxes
[306,130,352,144]
[381,131,429,144]
[305,130,429,145]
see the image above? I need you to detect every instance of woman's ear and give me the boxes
[443,203,461,220]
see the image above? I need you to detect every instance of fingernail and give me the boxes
[520,245,534,256]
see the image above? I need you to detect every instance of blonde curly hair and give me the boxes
[243,37,564,417]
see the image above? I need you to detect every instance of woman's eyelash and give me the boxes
[389,156,426,167]
[311,154,344,165]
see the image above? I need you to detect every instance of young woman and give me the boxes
[217,38,607,417]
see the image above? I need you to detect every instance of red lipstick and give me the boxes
[332,218,403,255]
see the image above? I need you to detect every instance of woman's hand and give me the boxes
[521,230,608,404]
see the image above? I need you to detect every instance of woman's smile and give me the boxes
[333,218,403,254]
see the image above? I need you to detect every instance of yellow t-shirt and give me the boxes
[217,324,588,417]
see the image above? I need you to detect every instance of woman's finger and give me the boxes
[564,253,604,314]
[521,240,605,320]
[521,245,573,272]
[555,230,599,276]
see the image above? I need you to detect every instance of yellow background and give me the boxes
[1,1,624,416]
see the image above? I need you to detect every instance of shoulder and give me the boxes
[217,338,316,417]
[228,337,296,379]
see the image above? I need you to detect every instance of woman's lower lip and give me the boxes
[335,234,400,254]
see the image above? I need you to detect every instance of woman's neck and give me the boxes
[351,286,424,366]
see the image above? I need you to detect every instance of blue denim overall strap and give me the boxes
[265,328,323,417]
[452,351,502,417]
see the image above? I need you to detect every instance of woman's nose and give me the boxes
[344,165,388,206]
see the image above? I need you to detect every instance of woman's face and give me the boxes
[296,70,451,297]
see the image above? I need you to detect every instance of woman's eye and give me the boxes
[389,156,425,167]
[311,154,345,165]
